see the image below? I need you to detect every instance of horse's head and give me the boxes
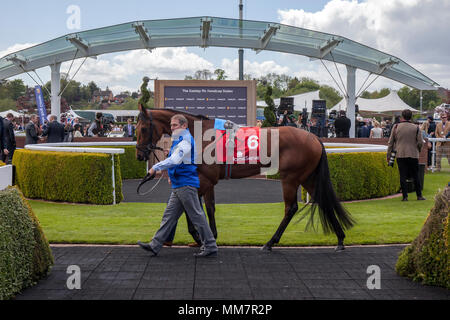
[136,105,160,161]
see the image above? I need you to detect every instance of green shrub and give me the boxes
[396,187,449,288]
[90,145,146,179]
[0,187,54,300]
[13,150,123,205]
[268,152,400,201]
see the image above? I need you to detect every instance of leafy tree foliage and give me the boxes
[214,69,227,80]
[0,79,26,100]
[397,86,441,111]
[262,86,277,127]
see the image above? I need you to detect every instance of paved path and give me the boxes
[123,178,294,203]
[14,245,448,300]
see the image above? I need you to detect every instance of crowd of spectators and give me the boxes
[0,113,137,159]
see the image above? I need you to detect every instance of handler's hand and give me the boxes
[163,149,170,157]
[168,177,171,185]
[3,149,9,155]
[148,168,155,176]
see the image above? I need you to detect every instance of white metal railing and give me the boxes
[323,142,387,153]
[25,142,131,205]
[427,138,449,172]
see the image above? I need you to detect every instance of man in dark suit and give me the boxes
[25,115,40,145]
[43,115,65,143]
[0,115,9,160]
[2,113,16,164]
[123,118,135,138]
[334,111,351,138]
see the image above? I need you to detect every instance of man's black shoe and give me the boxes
[193,251,218,258]
[402,197,408,201]
[137,241,157,256]
[417,196,426,201]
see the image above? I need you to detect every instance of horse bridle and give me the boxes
[136,110,164,157]
[136,110,164,194]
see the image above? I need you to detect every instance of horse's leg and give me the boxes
[203,188,218,239]
[262,179,299,251]
[302,179,346,251]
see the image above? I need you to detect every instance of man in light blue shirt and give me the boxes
[138,114,218,257]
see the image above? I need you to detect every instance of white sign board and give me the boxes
[0,165,13,190]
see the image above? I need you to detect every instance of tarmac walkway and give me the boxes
[122,178,291,203]
[14,245,448,300]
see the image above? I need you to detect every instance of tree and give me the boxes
[87,81,99,96]
[398,86,441,111]
[0,98,16,111]
[262,86,277,127]
[0,79,26,100]
[288,77,300,90]
[201,69,212,80]
[319,85,342,108]
[214,69,227,80]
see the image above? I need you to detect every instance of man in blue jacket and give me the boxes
[138,114,218,257]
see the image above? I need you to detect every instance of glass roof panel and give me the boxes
[0,16,438,89]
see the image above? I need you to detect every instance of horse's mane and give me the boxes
[154,108,210,120]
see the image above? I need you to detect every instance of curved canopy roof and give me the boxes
[331,90,419,116]
[0,16,439,90]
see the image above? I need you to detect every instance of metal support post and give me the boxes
[112,154,116,205]
[346,65,356,138]
[50,63,61,120]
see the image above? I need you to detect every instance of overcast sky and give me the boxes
[1,0,449,96]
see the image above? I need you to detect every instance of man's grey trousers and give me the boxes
[149,186,218,254]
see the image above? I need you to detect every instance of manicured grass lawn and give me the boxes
[30,169,449,246]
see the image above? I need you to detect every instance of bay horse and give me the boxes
[135,106,355,251]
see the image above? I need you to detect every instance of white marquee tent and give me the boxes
[257,90,321,112]
[0,109,22,118]
[330,90,419,116]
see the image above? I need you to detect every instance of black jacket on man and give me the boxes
[0,116,8,151]
[3,118,16,151]
[2,118,16,163]
[43,120,65,143]
[334,116,351,138]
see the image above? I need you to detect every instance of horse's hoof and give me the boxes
[335,245,345,252]
[261,245,272,252]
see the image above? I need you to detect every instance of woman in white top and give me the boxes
[370,120,383,138]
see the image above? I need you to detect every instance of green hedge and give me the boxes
[0,187,54,300]
[90,145,146,179]
[269,152,400,201]
[13,150,123,205]
[396,187,449,289]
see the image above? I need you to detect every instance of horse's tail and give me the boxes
[300,143,355,236]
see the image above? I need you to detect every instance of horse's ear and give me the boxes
[138,103,149,119]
